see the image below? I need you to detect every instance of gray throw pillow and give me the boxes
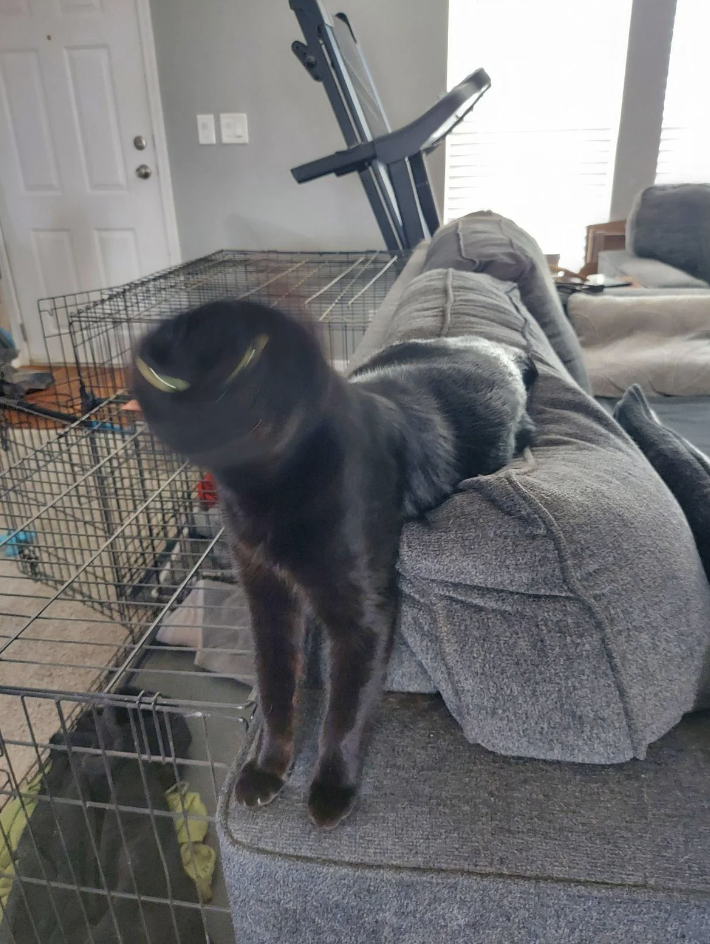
[627,184,710,286]
[424,211,592,392]
[614,385,710,582]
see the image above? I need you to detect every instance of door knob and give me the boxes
[135,164,152,179]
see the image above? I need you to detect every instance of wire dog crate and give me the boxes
[32,249,407,417]
[0,250,406,943]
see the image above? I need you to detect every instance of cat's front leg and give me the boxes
[232,545,303,809]
[307,584,396,829]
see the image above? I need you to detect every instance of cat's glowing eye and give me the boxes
[225,334,269,384]
[135,357,190,392]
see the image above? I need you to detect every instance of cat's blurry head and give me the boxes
[132,299,333,471]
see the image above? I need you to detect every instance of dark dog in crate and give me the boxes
[132,299,537,828]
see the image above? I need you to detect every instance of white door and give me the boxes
[0,0,178,363]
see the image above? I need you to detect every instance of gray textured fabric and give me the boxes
[613,385,710,580]
[386,634,436,692]
[376,267,710,763]
[612,387,710,709]
[628,183,710,285]
[219,691,710,943]
[598,248,709,289]
[423,211,591,391]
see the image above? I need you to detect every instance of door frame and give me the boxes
[0,213,23,351]
[0,0,180,365]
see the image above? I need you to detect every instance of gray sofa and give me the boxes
[599,183,710,291]
[218,213,710,943]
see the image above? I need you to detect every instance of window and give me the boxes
[656,0,710,184]
[445,0,632,269]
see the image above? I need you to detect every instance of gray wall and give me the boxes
[149,0,449,259]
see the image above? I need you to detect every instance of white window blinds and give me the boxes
[445,0,632,270]
[656,0,710,185]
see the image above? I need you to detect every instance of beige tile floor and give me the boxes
[0,422,198,793]
[0,557,129,790]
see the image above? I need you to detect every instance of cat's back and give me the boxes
[348,336,535,517]
[349,336,530,445]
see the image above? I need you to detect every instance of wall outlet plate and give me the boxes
[197,114,216,145]
[220,113,248,144]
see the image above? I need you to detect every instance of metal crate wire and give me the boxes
[0,250,402,943]
[1,398,197,621]
[0,396,251,944]
[35,249,408,417]
[0,689,251,944]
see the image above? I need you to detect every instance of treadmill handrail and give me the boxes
[379,68,490,161]
[291,68,490,184]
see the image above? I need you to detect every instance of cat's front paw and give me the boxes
[233,760,286,809]
[308,766,357,829]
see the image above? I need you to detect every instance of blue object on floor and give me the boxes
[0,530,36,559]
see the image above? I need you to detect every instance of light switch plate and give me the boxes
[220,112,248,144]
[197,114,216,145]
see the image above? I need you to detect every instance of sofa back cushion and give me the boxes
[424,211,591,392]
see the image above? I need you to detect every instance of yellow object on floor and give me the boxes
[0,772,215,908]
[165,781,217,903]
[0,770,43,910]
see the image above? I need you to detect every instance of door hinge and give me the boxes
[19,323,28,344]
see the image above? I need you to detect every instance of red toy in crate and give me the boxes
[124,399,219,508]
[196,472,218,508]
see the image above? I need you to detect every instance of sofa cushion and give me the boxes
[627,183,710,285]
[598,248,710,289]
[219,691,710,944]
[423,211,592,391]
[371,266,710,764]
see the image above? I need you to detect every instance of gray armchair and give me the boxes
[599,183,710,291]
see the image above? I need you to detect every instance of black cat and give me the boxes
[132,299,536,828]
